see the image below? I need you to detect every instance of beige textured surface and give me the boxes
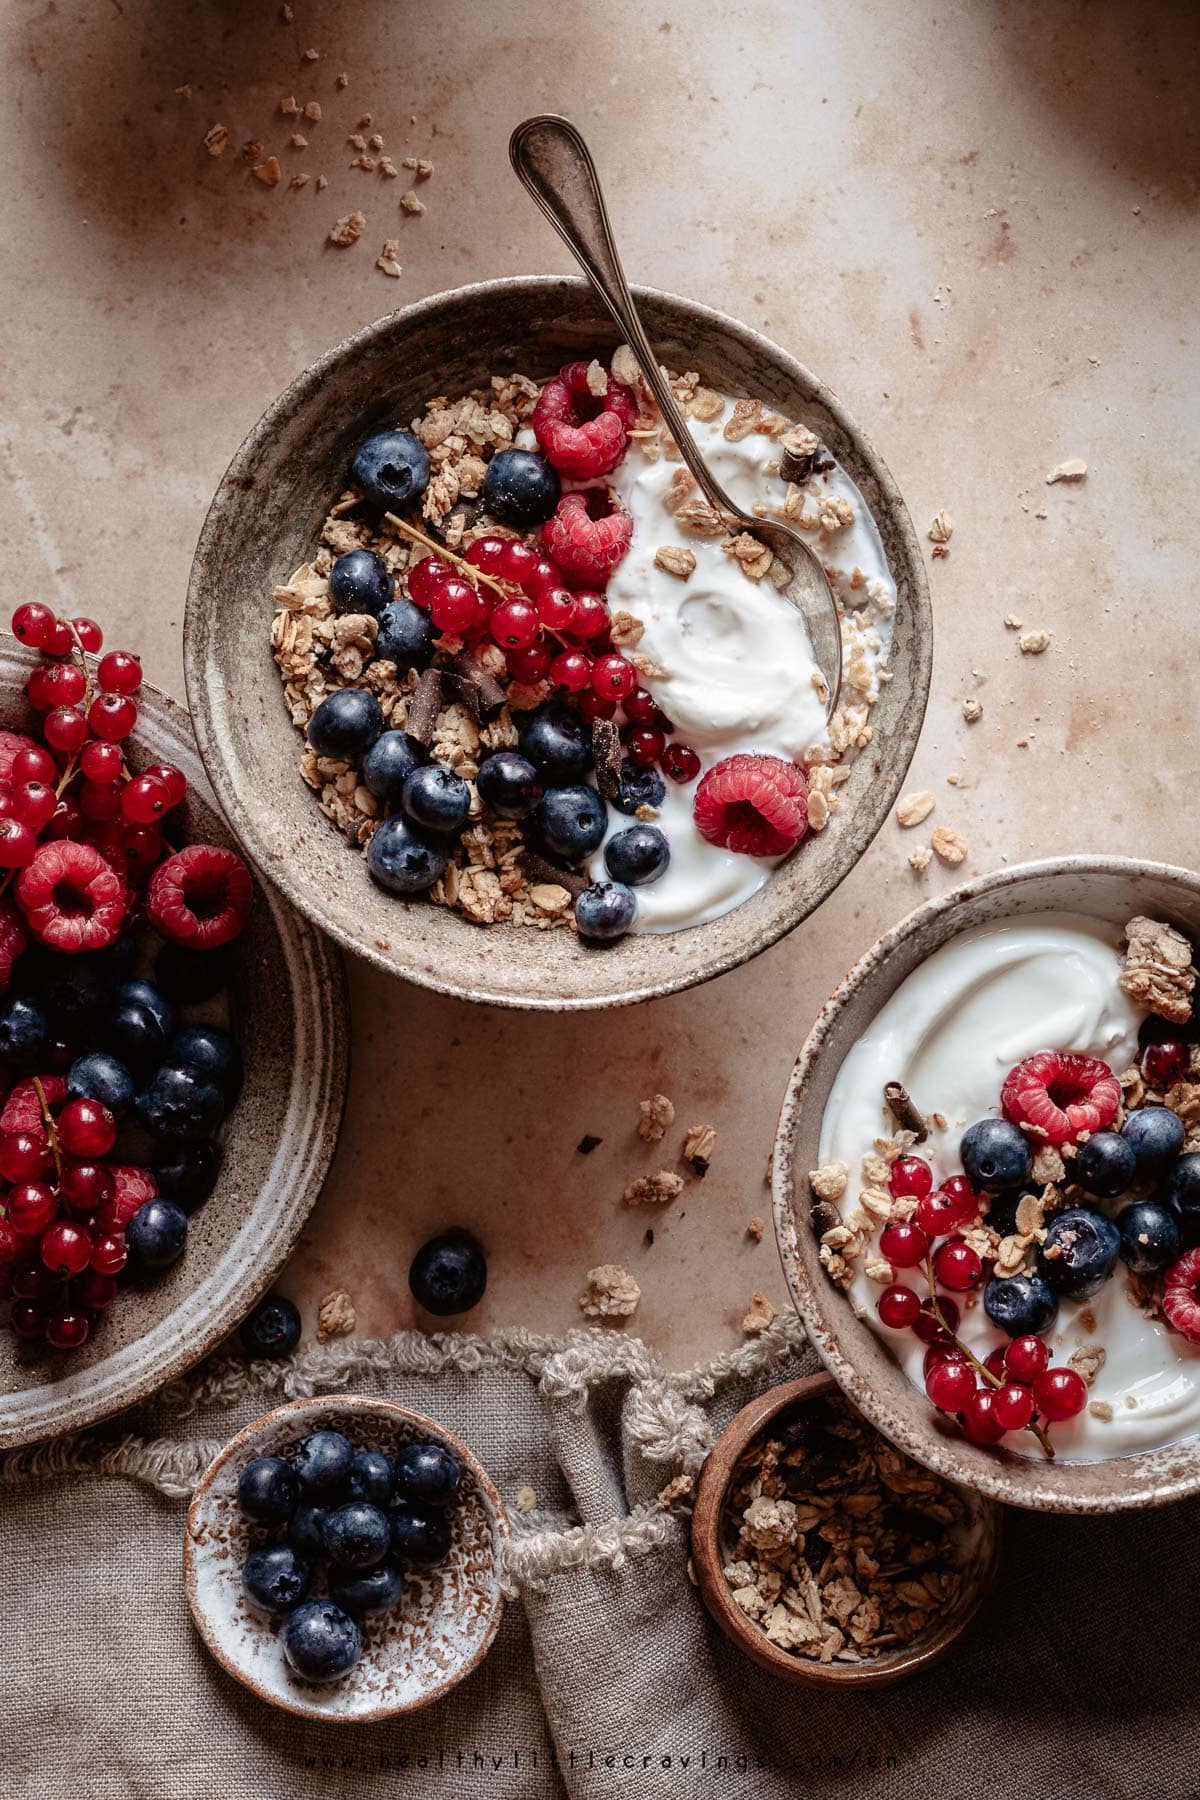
[4,0,1198,1362]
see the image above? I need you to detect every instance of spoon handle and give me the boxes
[508,115,737,517]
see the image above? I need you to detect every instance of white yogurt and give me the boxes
[819,913,1200,1461]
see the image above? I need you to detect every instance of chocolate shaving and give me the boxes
[811,1199,841,1236]
[883,1081,929,1143]
[519,848,588,899]
[446,650,506,721]
[405,667,443,746]
[577,1134,603,1155]
[592,718,622,799]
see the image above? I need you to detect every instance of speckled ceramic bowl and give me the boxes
[184,277,931,1010]
[773,856,1200,1513]
[184,1395,509,1722]
[0,641,349,1449]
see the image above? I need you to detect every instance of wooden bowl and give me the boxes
[691,1373,1001,1687]
[184,1394,510,1723]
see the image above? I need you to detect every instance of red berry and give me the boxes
[693,752,809,857]
[44,795,83,840]
[16,840,126,953]
[498,540,540,587]
[0,1131,51,1183]
[11,603,57,648]
[542,491,634,584]
[57,1097,117,1160]
[661,743,701,784]
[90,1232,127,1276]
[914,1189,962,1238]
[992,1382,1036,1432]
[60,1162,114,1215]
[120,774,170,825]
[926,1357,977,1413]
[123,824,163,868]
[1161,1247,1200,1345]
[623,687,658,724]
[877,1283,921,1329]
[0,1216,17,1271]
[407,556,452,608]
[505,641,552,683]
[0,818,36,869]
[961,1387,1007,1445]
[464,535,507,576]
[78,780,122,824]
[520,557,565,600]
[938,1174,978,1222]
[43,705,88,754]
[913,1294,960,1344]
[1004,1334,1050,1381]
[71,617,103,653]
[879,1221,929,1269]
[551,650,593,693]
[626,727,666,767]
[11,1301,47,1340]
[28,661,85,711]
[88,693,138,741]
[889,1155,933,1199]
[534,586,577,633]
[924,1343,967,1377]
[1032,1366,1088,1421]
[490,597,540,649]
[8,1182,58,1236]
[44,618,74,657]
[73,1269,118,1310]
[591,653,636,702]
[44,1307,90,1351]
[1001,1050,1121,1146]
[983,1345,1009,1381]
[1143,1038,1189,1088]
[428,575,478,635]
[41,1219,93,1277]
[532,364,635,477]
[11,779,57,829]
[146,844,253,949]
[932,1239,982,1291]
[10,1255,56,1299]
[11,745,56,786]
[143,763,187,807]
[568,590,611,640]
[94,1164,156,1234]
[578,693,617,723]
[96,650,142,696]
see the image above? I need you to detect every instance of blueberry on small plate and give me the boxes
[329,1557,404,1619]
[237,1455,299,1526]
[242,1544,312,1615]
[293,1429,354,1499]
[388,1500,452,1566]
[393,1441,462,1506]
[281,1599,363,1683]
[322,1501,392,1570]
[347,1449,394,1507]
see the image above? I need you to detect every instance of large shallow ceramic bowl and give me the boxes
[0,642,349,1448]
[184,1394,509,1722]
[773,856,1200,1514]
[184,277,931,1010]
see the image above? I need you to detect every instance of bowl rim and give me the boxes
[183,1392,511,1723]
[772,853,1200,1513]
[690,1371,1001,1685]
[183,274,932,1011]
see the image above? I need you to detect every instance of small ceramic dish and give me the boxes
[691,1372,1000,1686]
[773,855,1200,1514]
[184,1394,510,1722]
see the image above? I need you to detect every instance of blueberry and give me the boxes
[281,1599,363,1683]
[366,816,447,895]
[408,1231,487,1316]
[154,942,234,1005]
[476,750,544,820]
[392,1442,462,1506]
[575,881,636,942]
[293,1430,354,1500]
[0,994,49,1067]
[983,1189,1032,1238]
[1122,1106,1186,1177]
[25,946,121,1028]
[362,730,428,806]
[519,703,592,786]
[960,1118,1033,1191]
[306,688,385,759]
[535,784,608,862]
[983,1272,1059,1337]
[240,1292,302,1359]
[126,1198,189,1270]
[329,547,394,618]
[68,1050,135,1118]
[482,447,562,528]
[1119,1200,1183,1275]
[612,757,666,816]
[401,764,471,835]
[605,824,669,887]
[168,1024,242,1097]
[137,1065,225,1142]
[288,1502,328,1558]
[1073,1130,1137,1200]
[348,1449,394,1506]
[1162,1152,1200,1221]
[352,429,431,513]
[375,598,435,671]
[237,1455,299,1526]
[1039,1206,1121,1300]
[242,1543,312,1615]
[117,979,175,1039]
[101,998,168,1082]
[153,1139,222,1209]
[388,1500,452,1566]
[328,1556,404,1619]
[322,1499,392,1571]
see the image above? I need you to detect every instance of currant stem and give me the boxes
[32,1076,63,1191]
[922,1258,1056,1460]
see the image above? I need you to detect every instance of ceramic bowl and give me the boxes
[184,277,931,1010]
[184,1395,510,1721]
[0,642,349,1448]
[773,855,1200,1513]
[691,1372,1000,1686]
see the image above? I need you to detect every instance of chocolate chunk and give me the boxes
[404,667,443,746]
[591,719,622,799]
[883,1080,929,1142]
[779,444,817,484]
[577,1134,603,1155]
[519,848,588,899]
[810,1199,841,1237]
[446,649,506,721]
[429,498,484,541]
[643,1228,655,1247]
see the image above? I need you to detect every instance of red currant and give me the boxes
[120,774,171,824]
[45,1307,90,1351]
[11,602,57,648]
[498,540,540,586]
[591,653,635,701]
[11,745,56,786]
[924,1343,967,1377]
[877,1283,921,1329]
[938,1175,978,1223]
[10,1255,57,1300]
[80,739,123,784]
[88,693,138,741]
[45,796,83,840]
[889,1155,932,1199]
[0,818,36,869]
[961,1387,1007,1445]
[426,576,476,634]
[914,1189,961,1238]
[8,1182,58,1236]
[71,617,103,653]
[551,650,593,693]
[41,1220,93,1278]
[90,1232,127,1276]
[578,693,617,723]
[626,727,666,767]
[60,1162,114,1215]
[1004,1334,1051,1382]
[0,1131,51,1183]
[57,1097,117,1160]
[44,618,74,657]
[464,535,507,575]
[32,661,86,711]
[992,1382,1035,1432]
[535,586,577,632]
[96,650,143,695]
[879,1221,929,1269]
[1143,1038,1189,1088]
[661,743,701,784]
[926,1356,976,1413]
[983,1345,1009,1381]
[521,557,565,600]
[569,591,611,639]
[143,763,187,807]
[10,1301,47,1340]
[407,556,453,608]
[44,705,88,754]
[11,779,57,829]
[73,1269,118,1310]
[623,687,658,724]
[913,1294,960,1344]
[78,780,122,824]
[123,824,163,868]
[932,1239,982,1291]
[1032,1366,1087,1421]
[504,641,552,683]
[490,597,540,649]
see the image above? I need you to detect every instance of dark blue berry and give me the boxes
[375,597,435,671]
[237,1455,299,1525]
[575,880,636,942]
[281,1599,362,1683]
[137,1065,225,1142]
[102,998,168,1082]
[328,1556,404,1619]
[306,688,385,759]
[240,1292,302,1359]
[242,1543,312,1615]
[366,816,447,895]
[392,1442,461,1506]
[25,946,121,1028]
[362,730,428,806]
[604,824,669,886]
[322,1500,392,1570]
[117,979,175,1039]
[1073,1130,1137,1200]
[153,1139,222,1210]
[329,548,394,617]
[1038,1207,1121,1300]
[612,757,665,816]
[348,1449,394,1506]
[1119,1200,1183,1275]
[154,942,233,1005]
[408,1231,487,1316]
[518,702,592,786]
[127,1197,189,1270]
[68,1050,135,1118]
[482,447,562,528]
[401,764,471,835]
[983,1272,1059,1337]
[168,1023,242,1097]
[1162,1152,1200,1221]
[1121,1106,1186,1177]
[293,1430,354,1500]
[352,429,430,513]
[535,784,608,862]
[960,1117,1033,1191]
[288,1502,328,1558]
[388,1500,452,1566]
[0,994,49,1067]
[476,751,544,820]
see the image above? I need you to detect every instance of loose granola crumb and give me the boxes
[637,1093,675,1142]
[203,123,228,157]
[909,843,932,873]
[289,173,311,189]
[1120,916,1197,1024]
[376,240,402,277]
[610,610,645,650]
[329,211,366,247]
[931,826,968,866]
[304,100,322,123]
[809,1161,849,1202]
[742,1291,777,1335]
[624,1170,685,1207]
[927,510,953,545]
[657,1473,694,1507]
[747,1217,765,1242]
[515,1486,538,1512]
[896,790,935,828]
[315,174,328,191]
[579,1264,640,1319]
[302,46,320,61]
[280,95,300,116]
[683,1123,717,1177]
[336,71,349,89]
[1019,629,1052,655]
[1067,1344,1107,1387]
[316,1288,356,1342]
[654,544,696,580]
[1088,1400,1114,1422]
[400,190,426,215]
[1046,458,1087,483]
[252,157,282,187]
[290,133,308,148]
[1003,613,1023,630]
[961,696,982,723]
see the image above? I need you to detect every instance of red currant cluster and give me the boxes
[874,1153,1086,1449]
[407,542,702,785]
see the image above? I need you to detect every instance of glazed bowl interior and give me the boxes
[185,277,931,1010]
[773,856,1200,1513]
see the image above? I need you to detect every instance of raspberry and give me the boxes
[0,1075,66,1137]
[532,362,638,477]
[0,897,29,994]
[0,729,41,786]
[542,491,633,584]
[95,1163,157,1234]
[692,753,809,857]
[1162,1248,1200,1346]
[1000,1050,1122,1146]
[147,844,253,949]
[16,841,126,953]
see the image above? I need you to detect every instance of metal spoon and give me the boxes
[509,112,843,716]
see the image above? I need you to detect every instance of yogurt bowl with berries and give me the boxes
[774,858,1200,1513]
[186,278,931,1009]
